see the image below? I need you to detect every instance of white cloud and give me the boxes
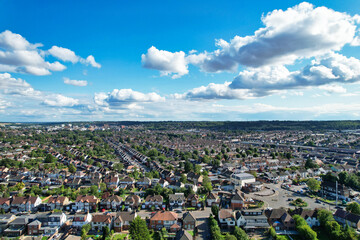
[0,72,80,108]
[141,46,188,79]
[49,46,101,68]
[174,82,256,100]
[63,77,88,87]
[48,46,79,63]
[0,73,41,97]
[0,30,101,76]
[142,2,360,76]
[43,94,79,107]
[0,30,41,50]
[95,88,165,108]
[318,84,347,93]
[230,53,360,93]
[81,55,101,68]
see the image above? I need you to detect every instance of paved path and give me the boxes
[247,183,335,211]
[197,217,209,240]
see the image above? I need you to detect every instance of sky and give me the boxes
[1,0,360,122]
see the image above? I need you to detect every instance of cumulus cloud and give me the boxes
[230,53,360,93]
[95,88,165,108]
[174,82,257,100]
[142,2,360,77]
[141,46,188,78]
[49,46,101,68]
[0,72,80,108]
[43,94,79,107]
[318,84,347,94]
[48,46,79,63]
[81,55,101,68]
[0,30,101,76]
[174,52,360,100]
[63,77,88,87]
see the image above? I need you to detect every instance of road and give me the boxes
[247,183,336,211]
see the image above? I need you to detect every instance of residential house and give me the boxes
[206,192,220,207]
[100,195,123,211]
[290,208,319,228]
[143,195,164,210]
[75,195,99,212]
[169,193,185,210]
[11,196,42,212]
[265,209,295,231]
[175,229,192,240]
[91,213,113,231]
[0,198,11,212]
[149,211,178,231]
[236,209,270,231]
[72,212,92,228]
[124,195,141,210]
[334,209,360,230]
[182,212,196,230]
[186,194,200,208]
[218,209,236,228]
[231,189,245,210]
[113,212,137,232]
[136,177,152,189]
[321,180,351,201]
[0,214,16,233]
[46,196,69,210]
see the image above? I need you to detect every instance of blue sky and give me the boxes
[1,0,360,121]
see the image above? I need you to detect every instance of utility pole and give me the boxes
[336,180,338,207]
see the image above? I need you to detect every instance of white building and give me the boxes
[230,173,255,187]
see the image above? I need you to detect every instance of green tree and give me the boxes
[307,178,321,192]
[346,202,360,215]
[180,174,187,183]
[233,226,249,240]
[338,172,349,185]
[68,163,76,173]
[211,205,219,219]
[317,209,334,227]
[203,175,213,193]
[129,216,151,240]
[102,226,110,240]
[325,221,341,240]
[225,233,237,240]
